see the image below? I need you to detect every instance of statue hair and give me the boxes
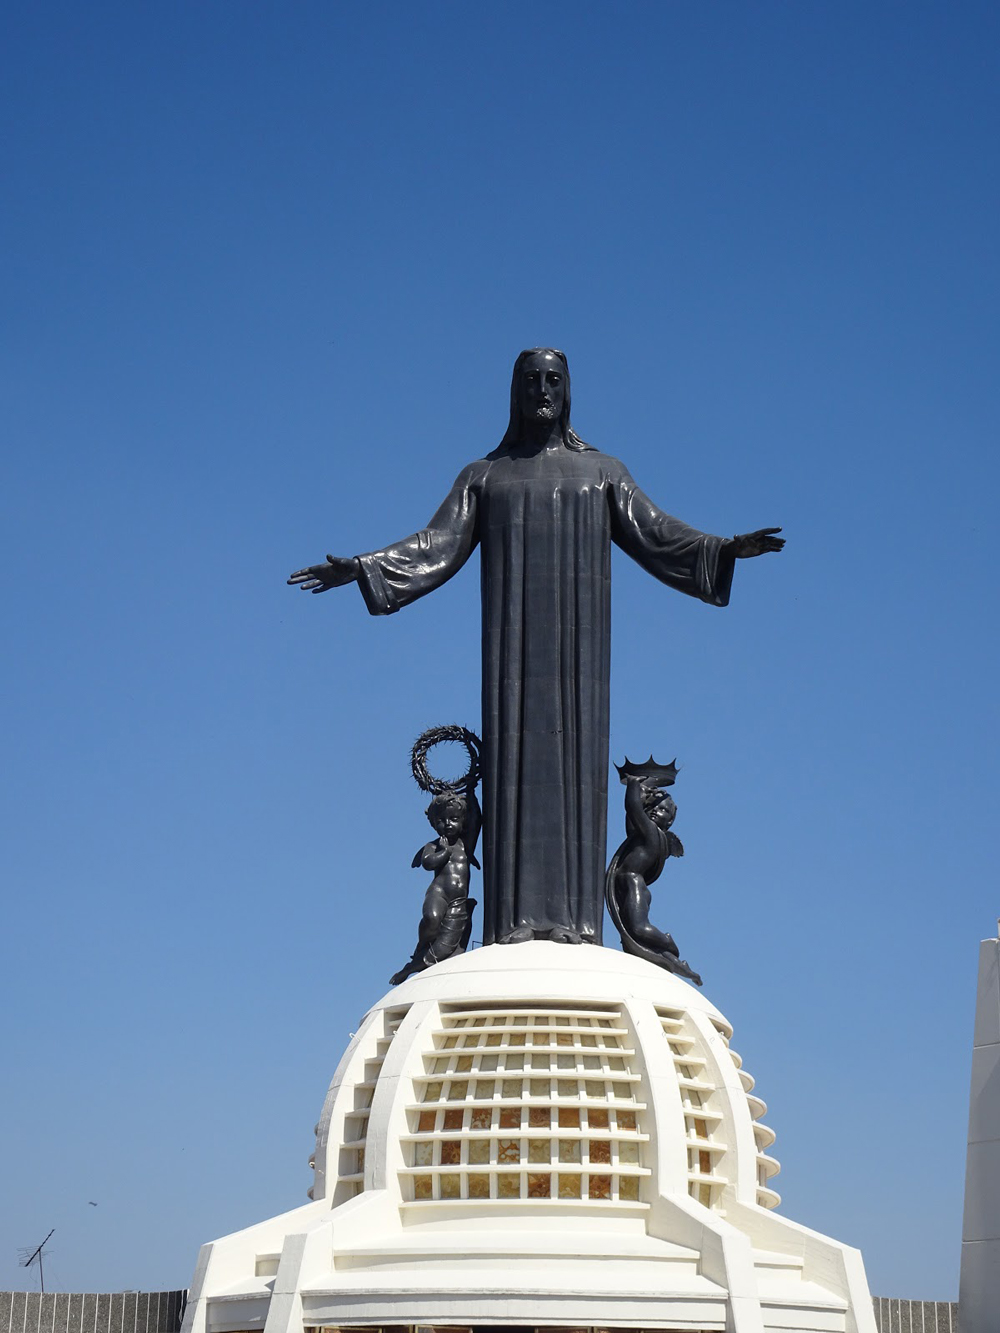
[496,348,593,453]
[426,789,467,822]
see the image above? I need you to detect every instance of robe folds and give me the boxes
[355,443,735,946]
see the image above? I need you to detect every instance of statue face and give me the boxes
[429,801,464,838]
[517,350,566,424]
[651,795,677,831]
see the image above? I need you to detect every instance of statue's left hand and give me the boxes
[728,527,785,558]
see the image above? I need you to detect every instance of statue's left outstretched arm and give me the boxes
[609,468,785,603]
[726,527,785,558]
[608,469,735,607]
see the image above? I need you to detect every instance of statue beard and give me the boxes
[532,403,557,420]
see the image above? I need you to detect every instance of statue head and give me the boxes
[498,348,591,453]
[426,789,467,838]
[643,786,677,831]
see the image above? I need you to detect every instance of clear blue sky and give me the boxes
[3,0,997,1302]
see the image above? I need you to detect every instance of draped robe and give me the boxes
[355,443,735,946]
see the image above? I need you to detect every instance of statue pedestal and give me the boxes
[182,942,875,1333]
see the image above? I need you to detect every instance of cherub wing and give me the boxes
[411,847,424,869]
[461,791,483,869]
[666,832,684,859]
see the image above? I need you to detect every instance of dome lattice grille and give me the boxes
[401,1002,649,1203]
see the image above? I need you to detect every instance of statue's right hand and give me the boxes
[287,554,359,593]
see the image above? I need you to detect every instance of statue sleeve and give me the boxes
[355,465,480,615]
[608,466,735,607]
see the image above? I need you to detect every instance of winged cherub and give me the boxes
[605,757,702,985]
[390,789,480,985]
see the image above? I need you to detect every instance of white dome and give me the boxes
[183,942,876,1333]
[312,941,781,1215]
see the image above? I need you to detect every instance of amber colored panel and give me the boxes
[468,1173,490,1198]
[468,1139,490,1164]
[694,1117,708,1138]
[485,1033,502,1047]
[470,1108,492,1130]
[617,1110,637,1131]
[443,1109,464,1130]
[590,1139,612,1165]
[618,1140,639,1164]
[589,1173,612,1200]
[558,1139,581,1163]
[558,1172,582,1198]
[527,1173,551,1198]
[423,1082,443,1102]
[356,1147,365,1172]
[502,1079,521,1098]
[443,1036,458,1049]
[528,1139,549,1163]
[532,1031,548,1045]
[588,1108,609,1129]
[499,1106,521,1129]
[497,1138,520,1163]
[417,1111,436,1132]
[447,1081,469,1100]
[556,1033,573,1046]
[528,1106,549,1128]
[413,1175,433,1200]
[456,1056,473,1072]
[476,1079,496,1098]
[440,1173,461,1198]
[440,1140,462,1165]
[498,1173,521,1198]
[699,1150,712,1174]
[619,1174,640,1201]
[414,1141,434,1166]
[558,1107,580,1128]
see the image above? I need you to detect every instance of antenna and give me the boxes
[19,1229,54,1293]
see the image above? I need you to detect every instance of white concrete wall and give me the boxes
[959,931,1000,1333]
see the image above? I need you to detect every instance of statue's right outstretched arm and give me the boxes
[288,465,481,616]
[287,555,360,593]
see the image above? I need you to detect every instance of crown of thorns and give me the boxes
[411,725,482,794]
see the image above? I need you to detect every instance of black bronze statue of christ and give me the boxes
[289,348,783,947]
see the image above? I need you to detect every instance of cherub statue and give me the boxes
[390,726,483,985]
[605,756,702,985]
